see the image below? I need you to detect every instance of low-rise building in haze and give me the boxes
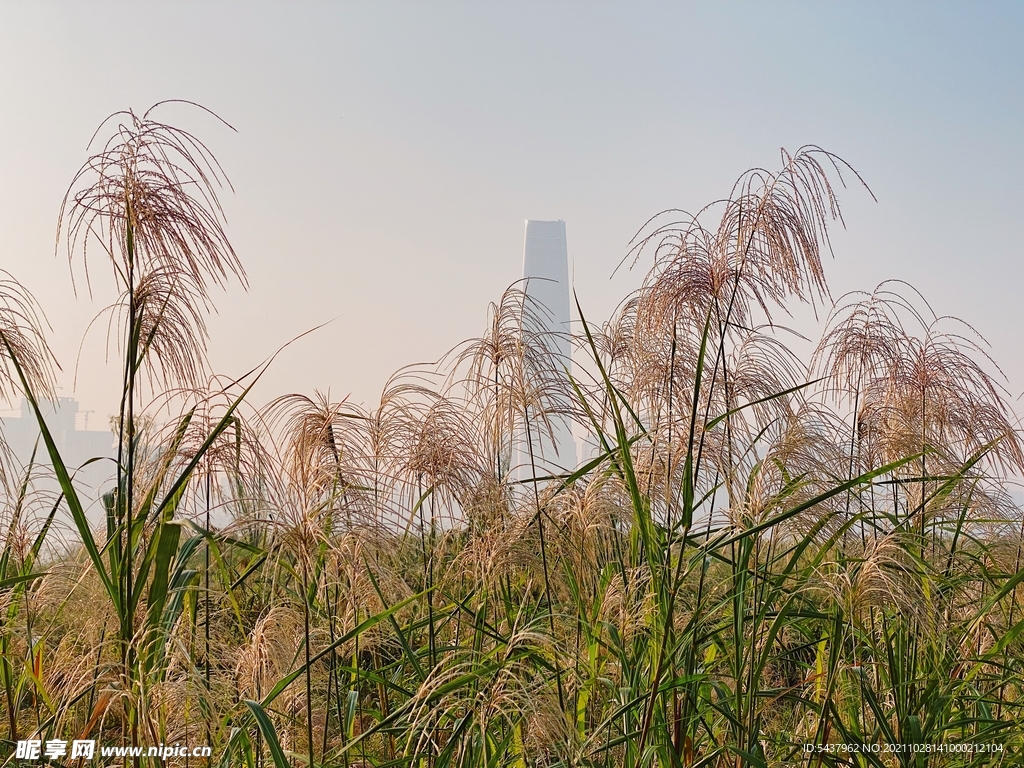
[1,397,115,491]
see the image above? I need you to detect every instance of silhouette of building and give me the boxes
[518,220,576,477]
[1,398,115,488]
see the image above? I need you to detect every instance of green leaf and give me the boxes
[244,700,290,768]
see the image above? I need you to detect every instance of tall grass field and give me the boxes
[1,105,1022,767]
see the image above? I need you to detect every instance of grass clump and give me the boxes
[0,109,1022,768]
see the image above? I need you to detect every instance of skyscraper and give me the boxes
[519,220,576,475]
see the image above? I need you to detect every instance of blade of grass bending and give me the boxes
[0,572,47,591]
[140,520,183,673]
[132,486,187,618]
[259,590,423,708]
[433,710,475,767]
[714,452,923,550]
[133,408,197,542]
[2,482,59,601]
[153,383,258,520]
[364,562,426,682]
[27,489,60,571]
[244,700,291,768]
[1,335,117,603]
[704,379,821,432]
[576,298,662,587]
[229,552,268,591]
[0,442,40,579]
[342,648,546,756]
[962,572,1024,662]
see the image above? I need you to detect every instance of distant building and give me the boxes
[518,220,577,477]
[1,398,115,488]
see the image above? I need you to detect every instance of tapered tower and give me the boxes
[518,219,576,475]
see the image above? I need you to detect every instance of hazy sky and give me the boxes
[1,2,1022,421]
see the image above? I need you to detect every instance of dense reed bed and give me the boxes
[2,106,1023,767]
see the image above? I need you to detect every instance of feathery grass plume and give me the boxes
[0,274,56,409]
[448,497,537,591]
[815,282,1024,550]
[234,606,305,702]
[818,283,1024,468]
[453,284,577,483]
[258,390,434,767]
[600,151,869,553]
[58,102,246,391]
[625,147,867,327]
[755,401,850,538]
[545,480,625,591]
[813,531,919,625]
[260,392,369,535]
[386,382,484,523]
[265,394,347,497]
[450,284,579,714]
[167,380,268,504]
[397,612,568,764]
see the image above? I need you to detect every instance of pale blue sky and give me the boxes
[1,2,1022,418]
